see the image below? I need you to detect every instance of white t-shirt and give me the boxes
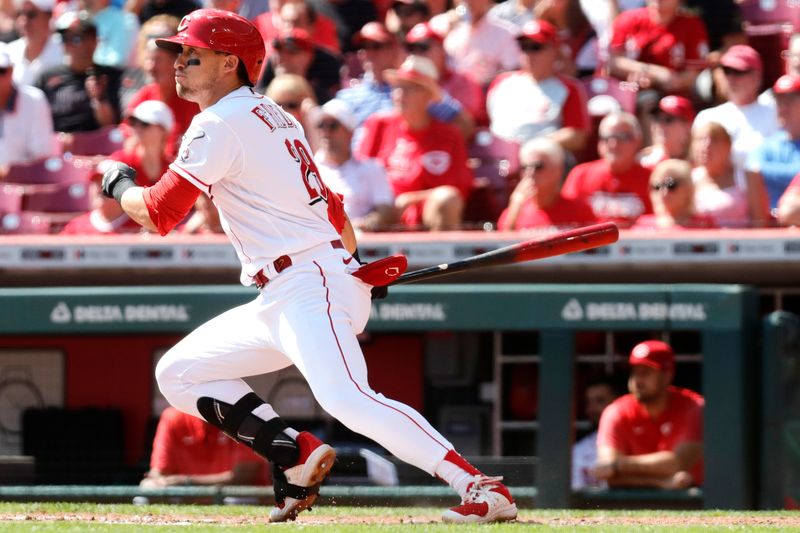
[444,15,520,86]
[571,431,606,490]
[7,35,65,88]
[0,84,57,166]
[692,99,780,173]
[170,86,342,286]
[315,156,394,220]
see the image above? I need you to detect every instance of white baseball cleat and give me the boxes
[442,475,518,524]
[268,432,336,523]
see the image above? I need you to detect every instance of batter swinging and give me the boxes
[102,9,516,524]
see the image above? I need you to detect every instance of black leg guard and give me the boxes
[196,393,300,467]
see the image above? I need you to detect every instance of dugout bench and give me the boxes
[0,284,758,509]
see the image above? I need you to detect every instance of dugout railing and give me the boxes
[0,284,759,509]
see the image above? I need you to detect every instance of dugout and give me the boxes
[0,284,758,509]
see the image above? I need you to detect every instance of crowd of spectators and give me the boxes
[0,0,799,234]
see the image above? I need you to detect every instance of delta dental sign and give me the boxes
[50,302,190,324]
[561,298,707,322]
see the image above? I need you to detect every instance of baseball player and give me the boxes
[101,9,516,524]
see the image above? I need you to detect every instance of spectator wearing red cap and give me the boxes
[745,74,800,215]
[608,0,709,95]
[256,28,343,104]
[561,111,653,227]
[337,22,473,144]
[593,340,704,489]
[405,22,484,127]
[632,159,716,230]
[356,55,473,230]
[639,95,694,168]
[497,137,596,230]
[440,0,520,87]
[487,19,589,153]
[693,45,779,177]
[254,0,340,56]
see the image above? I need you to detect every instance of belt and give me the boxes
[253,239,345,289]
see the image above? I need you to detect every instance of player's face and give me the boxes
[173,46,227,102]
[628,365,669,403]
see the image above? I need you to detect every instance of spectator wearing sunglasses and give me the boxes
[562,112,653,228]
[313,99,397,231]
[356,55,473,230]
[0,44,58,171]
[691,121,769,228]
[257,28,342,105]
[34,11,121,132]
[106,100,174,186]
[265,73,322,151]
[632,159,716,230]
[405,22,483,128]
[487,20,589,153]
[693,45,779,175]
[639,95,694,169]
[6,0,63,88]
[745,75,800,218]
[497,137,596,230]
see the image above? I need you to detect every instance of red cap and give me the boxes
[273,28,314,52]
[774,74,800,95]
[353,21,396,46]
[517,20,558,46]
[657,95,695,122]
[629,340,674,372]
[406,22,444,44]
[720,44,762,72]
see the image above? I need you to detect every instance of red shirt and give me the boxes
[598,387,704,485]
[356,112,473,225]
[497,194,598,230]
[441,69,485,124]
[254,13,340,56]
[149,407,268,483]
[561,159,653,227]
[109,147,172,186]
[610,8,709,71]
[126,84,200,156]
[60,210,142,235]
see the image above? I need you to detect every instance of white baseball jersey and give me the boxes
[169,86,342,285]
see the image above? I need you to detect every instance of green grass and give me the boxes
[0,503,799,532]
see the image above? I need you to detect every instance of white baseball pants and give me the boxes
[156,246,453,475]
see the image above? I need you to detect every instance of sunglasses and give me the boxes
[651,177,684,192]
[17,9,40,18]
[653,113,682,125]
[721,66,751,77]
[129,117,155,129]
[317,120,342,131]
[600,132,636,142]
[521,161,545,173]
[277,101,302,111]
[63,33,88,45]
[394,5,428,17]
[405,42,432,54]
[520,41,546,53]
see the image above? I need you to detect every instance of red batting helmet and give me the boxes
[156,8,265,85]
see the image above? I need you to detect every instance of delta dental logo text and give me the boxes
[561,298,707,322]
[50,302,190,324]
[370,303,447,321]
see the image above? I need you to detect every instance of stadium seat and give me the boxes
[22,181,92,213]
[61,126,125,157]
[463,130,521,226]
[0,212,52,234]
[0,186,22,213]
[581,75,638,115]
[744,20,794,92]
[4,156,94,186]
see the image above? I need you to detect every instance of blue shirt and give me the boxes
[747,131,800,209]
[93,7,140,69]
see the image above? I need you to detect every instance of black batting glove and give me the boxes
[371,286,389,300]
[102,161,138,202]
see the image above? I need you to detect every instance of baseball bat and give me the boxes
[393,222,619,285]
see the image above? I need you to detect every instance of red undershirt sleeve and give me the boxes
[142,169,203,236]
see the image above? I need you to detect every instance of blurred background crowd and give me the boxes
[0,0,799,235]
